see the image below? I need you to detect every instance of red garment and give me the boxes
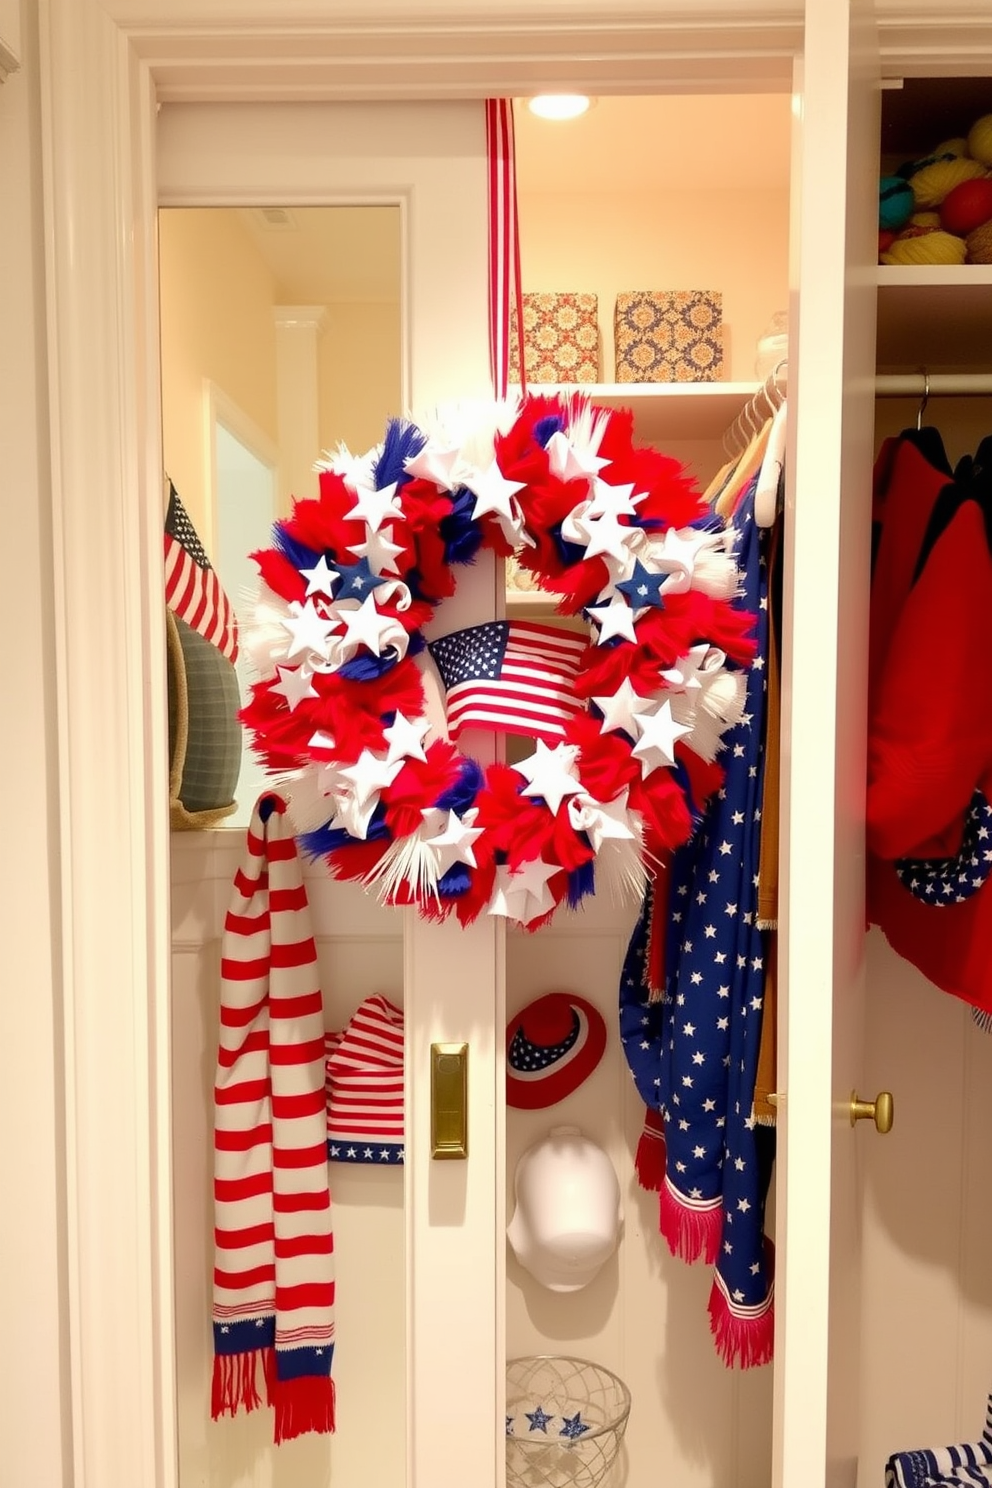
[867,481,992,1015]
[869,434,952,697]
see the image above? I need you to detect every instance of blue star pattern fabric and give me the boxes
[507,1011,580,1073]
[894,787,992,904]
[619,478,775,1368]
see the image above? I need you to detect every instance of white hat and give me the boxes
[507,1127,621,1292]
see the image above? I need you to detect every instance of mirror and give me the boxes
[159,204,402,825]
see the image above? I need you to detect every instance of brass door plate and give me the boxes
[431,1043,468,1159]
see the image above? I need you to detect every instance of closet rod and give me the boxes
[875,373,992,397]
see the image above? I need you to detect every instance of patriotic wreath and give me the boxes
[240,395,756,928]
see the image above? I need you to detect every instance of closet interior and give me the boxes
[163,69,992,1488]
[859,73,992,1485]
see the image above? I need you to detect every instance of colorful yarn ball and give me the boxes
[896,148,963,181]
[940,176,992,236]
[933,137,969,160]
[881,229,967,267]
[878,229,896,256]
[879,175,914,231]
[909,212,941,229]
[966,220,992,264]
[910,156,987,210]
[967,115,992,168]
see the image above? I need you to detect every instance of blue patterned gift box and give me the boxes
[614,289,724,383]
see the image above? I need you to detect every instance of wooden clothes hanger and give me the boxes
[714,386,774,520]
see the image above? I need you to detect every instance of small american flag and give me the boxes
[428,620,587,743]
[164,481,238,662]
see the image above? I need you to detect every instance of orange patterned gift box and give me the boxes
[509,291,600,384]
[614,289,724,383]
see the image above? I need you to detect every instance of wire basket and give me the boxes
[506,1355,631,1488]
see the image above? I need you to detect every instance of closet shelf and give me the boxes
[876,266,992,374]
[510,381,760,443]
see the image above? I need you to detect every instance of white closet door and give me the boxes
[773,3,879,1485]
[158,100,500,1488]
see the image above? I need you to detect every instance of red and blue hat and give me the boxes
[506,992,607,1110]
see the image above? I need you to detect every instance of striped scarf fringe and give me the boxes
[212,793,336,1444]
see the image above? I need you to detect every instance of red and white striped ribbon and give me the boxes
[486,98,526,400]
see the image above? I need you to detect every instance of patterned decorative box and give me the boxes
[509,291,600,384]
[614,290,723,383]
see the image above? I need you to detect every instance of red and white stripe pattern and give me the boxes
[164,481,239,662]
[212,794,335,1444]
[486,98,525,399]
[430,619,588,744]
[326,995,404,1164]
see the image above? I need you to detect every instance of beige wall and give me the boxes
[159,210,280,537]
[518,186,790,383]
[317,300,402,457]
[0,7,73,1485]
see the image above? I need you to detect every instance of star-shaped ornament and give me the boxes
[423,807,483,875]
[584,477,644,522]
[336,592,401,658]
[592,676,657,737]
[332,556,387,604]
[586,595,640,645]
[280,598,337,663]
[512,739,583,816]
[660,643,713,692]
[559,1412,590,1440]
[382,711,430,765]
[299,553,339,600]
[646,525,711,593]
[544,430,609,485]
[403,442,461,491]
[348,524,405,576]
[631,699,693,776]
[272,664,318,711]
[568,789,637,852]
[462,460,526,524]
[338,748,404,810]
[344,480,404,534]
[488,858,558,925]
[616,559,668,609]
[581,509,641,565]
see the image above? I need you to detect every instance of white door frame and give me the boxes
[36,5,991,1487]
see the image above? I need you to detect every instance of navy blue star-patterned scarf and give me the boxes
[620,478,776,1367]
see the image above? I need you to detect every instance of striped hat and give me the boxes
[325,995,404,1164]
[506,992,607,1110]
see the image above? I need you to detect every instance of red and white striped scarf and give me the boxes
[211,793,335,1443]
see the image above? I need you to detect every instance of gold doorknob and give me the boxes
[850,1090,894,1134]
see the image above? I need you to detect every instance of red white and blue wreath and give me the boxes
[240,395,756,928]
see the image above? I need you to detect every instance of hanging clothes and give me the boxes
[867,428,992,1017]
[620,478,774,1368]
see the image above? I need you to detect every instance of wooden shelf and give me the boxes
[511,381,760,444]
[876,266,992,372]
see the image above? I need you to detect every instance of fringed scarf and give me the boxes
[620,479,775,1368]
[211,793,336,1443]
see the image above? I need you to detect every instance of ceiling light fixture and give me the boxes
[527,95,592,121]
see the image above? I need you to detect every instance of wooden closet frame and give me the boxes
[35,4,992,1486]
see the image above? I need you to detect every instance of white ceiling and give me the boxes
[234,94,792,304]
[237,204,402,304]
